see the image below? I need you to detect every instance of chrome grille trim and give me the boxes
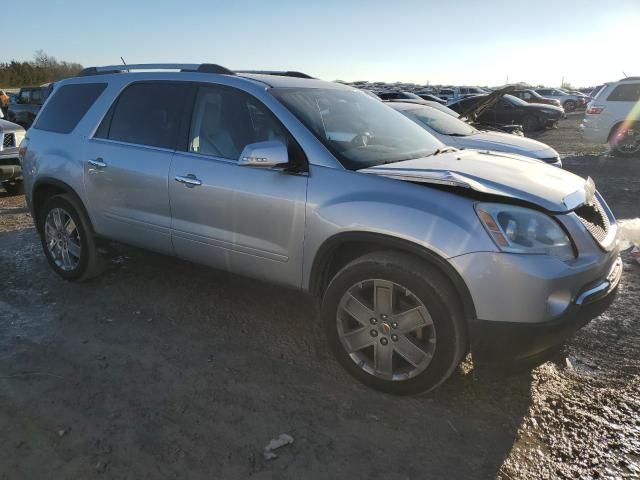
[2,133,15,149]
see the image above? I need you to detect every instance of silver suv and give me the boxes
[21,64,622,395]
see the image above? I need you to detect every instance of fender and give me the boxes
[308,231,477,322]
[31,176,93,232]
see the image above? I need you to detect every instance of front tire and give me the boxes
[37,194,105,281]
[321,252,467,395]
[522,115,540,133]
[563,100,576,112]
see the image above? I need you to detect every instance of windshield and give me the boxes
[403,106,477,136]
[401,92,422,100]
[271,87,443,170]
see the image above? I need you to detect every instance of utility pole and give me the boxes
[561,76,564,88]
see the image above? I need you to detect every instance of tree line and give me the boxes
[0,51,83,88]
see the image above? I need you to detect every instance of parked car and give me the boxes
[438,87,487,103]
[534,88,583,112]
[389,102,561,166]
[436,88,455,101]
[511,89,562,108]
[449,89,564,132]
[7,86,48,128]
[21,63,621,395]
[568,91,591,104]
[581,77,640,156]
[377,91,424,101]
[0,117,26,194]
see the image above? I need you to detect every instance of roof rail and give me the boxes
[235,70,315,79]
[77,63,235,77]
[620,76,640,82]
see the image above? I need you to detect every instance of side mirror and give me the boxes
[238,140,289,168]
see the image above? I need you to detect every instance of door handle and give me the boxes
[88,158,107,169]
[174,174,202,187]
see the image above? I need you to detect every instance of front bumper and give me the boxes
[470,256,622,362]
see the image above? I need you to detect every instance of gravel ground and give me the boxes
[0,114,638,479]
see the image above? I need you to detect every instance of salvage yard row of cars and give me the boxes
[12,64,626,395]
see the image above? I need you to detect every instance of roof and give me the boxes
[74,63,351,90]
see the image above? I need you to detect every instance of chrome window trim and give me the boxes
[172,149,238,165]
[88,137,176,154]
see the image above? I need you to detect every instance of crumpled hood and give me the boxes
[359,149,592,212]
[454,130,558,160]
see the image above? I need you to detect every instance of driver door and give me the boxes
[169,85,308,288]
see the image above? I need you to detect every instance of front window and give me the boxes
[271,88,443,170]
[404,106,477,136]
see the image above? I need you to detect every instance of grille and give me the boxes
[2,133,14,148]
[575,196,610,244]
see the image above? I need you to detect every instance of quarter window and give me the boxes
[188,86,287,160]
[99,82,188,149]
[34,83,107,134]
[607,84,640,102]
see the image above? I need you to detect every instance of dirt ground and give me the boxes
[0,114,638,480]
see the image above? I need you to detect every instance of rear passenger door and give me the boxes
[169,84,308,288]
[84,82,188,254]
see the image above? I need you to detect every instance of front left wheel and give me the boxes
[37,194,105,281]
[321,252,467,395]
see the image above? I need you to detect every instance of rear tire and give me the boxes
[609,123,640,157]
[563,100,576,112]
[321,251,467,395]
[2,180,24,196]
[37,194,106,282]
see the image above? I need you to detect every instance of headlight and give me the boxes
[476,203,574,260]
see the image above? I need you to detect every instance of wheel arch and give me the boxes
[32,177,92,234]
[607,120,632,142]
[308,232,477,322]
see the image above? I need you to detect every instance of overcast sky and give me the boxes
[4,0,639,87]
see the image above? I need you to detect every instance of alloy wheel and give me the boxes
[44,207,82,271]
[337,279,437,381]
[614,128,640,155]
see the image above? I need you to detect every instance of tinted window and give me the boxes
[607,84,640,102]
[188,86,288,160]
[34,83,107,134]
[102,82,187,149]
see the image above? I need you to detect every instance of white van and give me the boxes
[581,77,640,156]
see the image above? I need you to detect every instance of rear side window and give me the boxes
[34,83,106,134]
[607,84,640,102]
[97,82,187,149]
